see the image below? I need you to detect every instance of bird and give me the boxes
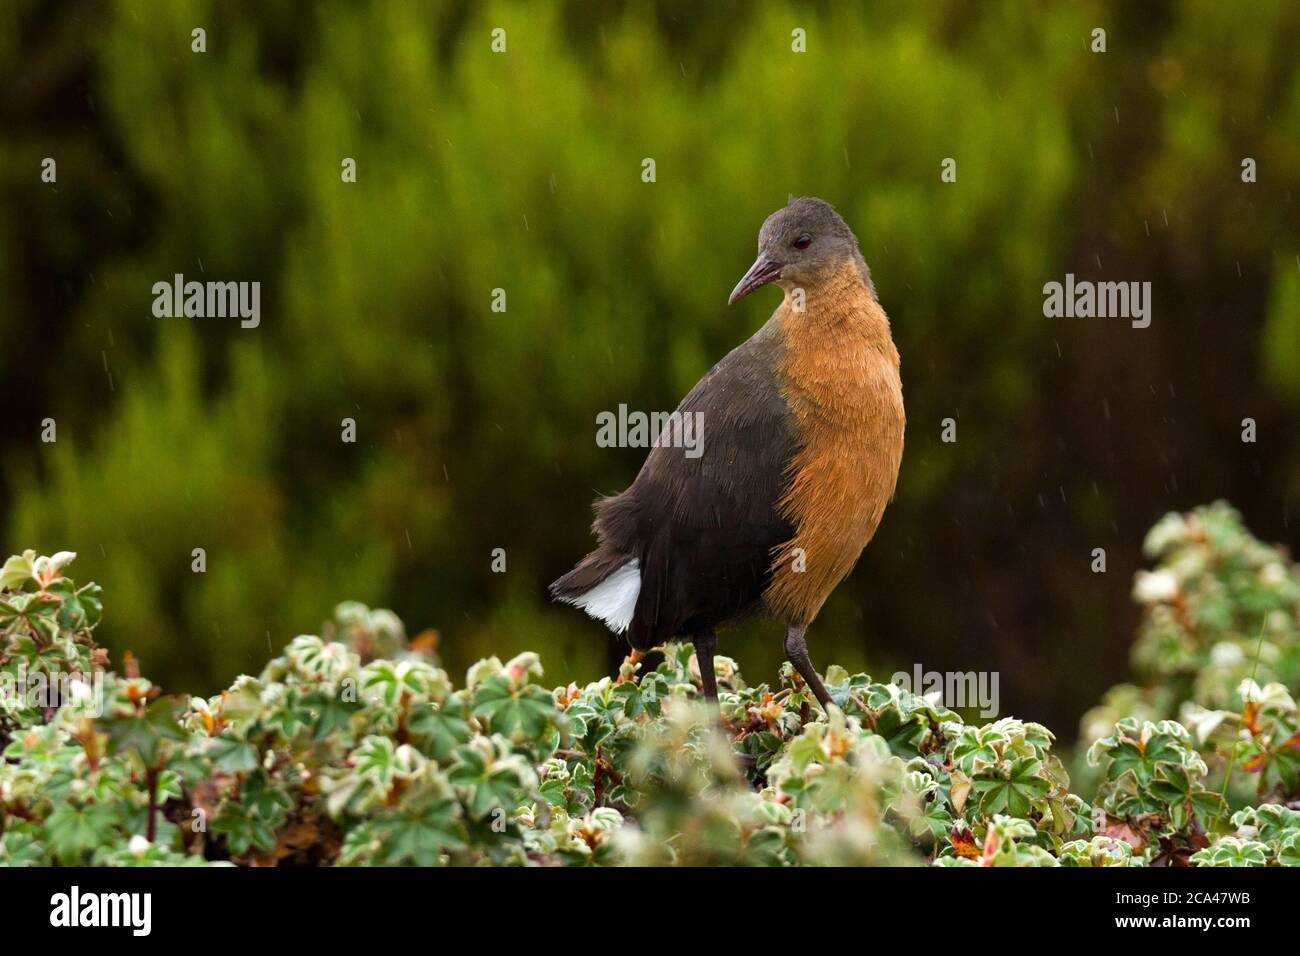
[550,197,905,714]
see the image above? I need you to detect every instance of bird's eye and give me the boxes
[793,234,812,250]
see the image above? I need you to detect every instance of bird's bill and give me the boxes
[727,253,783,305]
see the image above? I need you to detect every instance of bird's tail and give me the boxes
[549,550,641,635]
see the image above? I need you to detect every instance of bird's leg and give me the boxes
[697,631,737,732]
[784,623,835,711]
[697,631,753,767]
[695,631,719,702]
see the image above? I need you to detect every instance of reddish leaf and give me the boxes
[1101,814,1149,852]
[1242,751,1269,773]
[408,628,440,653]
[1242,700,1263,737]
[949,826,980,860]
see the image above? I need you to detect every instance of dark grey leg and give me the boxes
[695,631,719,702]
[785,623,834,711]
[697,630,750,761]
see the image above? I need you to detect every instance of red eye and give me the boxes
[793,234,812,250]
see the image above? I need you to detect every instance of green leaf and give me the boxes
[972,757,1050,818]
[371,799,465,865]
[407,705,472,763]
[299,689,364,740]
[0,551,35,591]
[45,803,120,865]
[212,802,277,856]
[471,676,556,742]
[103,699,186,765]
[242,770,294,826]
[352,736,400,786]
[207,735,260,773]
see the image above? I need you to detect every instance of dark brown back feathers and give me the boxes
[551,319,800,649]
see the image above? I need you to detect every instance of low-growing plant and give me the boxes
[1086,717,1223,864]
[2,504,1298,866]
[1081,502,1300,813]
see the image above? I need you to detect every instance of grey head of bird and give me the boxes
[728,196,867,305]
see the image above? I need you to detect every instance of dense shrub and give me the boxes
[1,503,1298,866]
[1081,501,1300,845]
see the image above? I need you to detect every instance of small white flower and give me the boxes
[49,551,77,572]
[128,834,151,854]
[1132,569,1178,604]
[1142,513,1189,558]
[67,678,94,705]
[1260,562,1287,587]
[1211,642,1245,668]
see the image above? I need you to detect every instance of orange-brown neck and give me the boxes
[765,258,905,624]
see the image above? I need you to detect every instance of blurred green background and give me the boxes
[2,0,1299,737]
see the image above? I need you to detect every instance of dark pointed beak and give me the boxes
[728,252,783,305]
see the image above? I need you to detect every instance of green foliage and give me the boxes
[1225,804,1300,866]
[4,516,1298,866]
[1087,717,1224,864]
[1189,837,1270,868]
[1057,836,1138,868]
[1082,503,1300,821]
